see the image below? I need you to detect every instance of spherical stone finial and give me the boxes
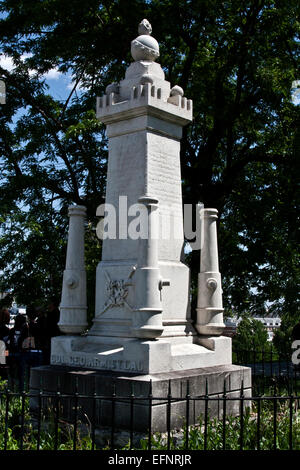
[170,85,184,97]
[131,19,160,62]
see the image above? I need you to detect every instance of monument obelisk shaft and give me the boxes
[90,19,193,340]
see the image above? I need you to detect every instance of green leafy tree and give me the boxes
[273,313,298,357]
[233,316,269,349]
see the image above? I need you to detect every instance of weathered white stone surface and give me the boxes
[196,208,225,335]
[51,334,231,374]
[51,20,231,372]
[58,205,88,334]
[131,19,160,62]
[91,23,192,341]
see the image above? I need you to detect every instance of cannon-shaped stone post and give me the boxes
[195,208,225,336]
[131,196,168,339]
[58,205,88,334]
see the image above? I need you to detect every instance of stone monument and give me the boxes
[30,20,251,432]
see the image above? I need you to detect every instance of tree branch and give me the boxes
[1,68,81,202]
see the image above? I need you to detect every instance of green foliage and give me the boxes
[0,203,68,306]
[0,389,97,450]
[232,316,270,353]
[273,313,298,356]
[140,402,300,450]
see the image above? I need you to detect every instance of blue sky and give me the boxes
[0,53,89,129]
[0,53,84,102]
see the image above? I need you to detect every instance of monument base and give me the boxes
[30,363,251,433]
[50,335,232,374]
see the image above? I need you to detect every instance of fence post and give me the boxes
[289,394,293,450]
[185,380,190,450]
[4,386,10,451]
[20,388,26,451]
[148,380,152,451]
[111,381,116,450]
[167,380,172,450]
[240,380,244,451]
[130,382,135,450]
[257,397,261,451]
[204,378,208,450]
[37,377,43,451]
[273,380,277,450]
[73,377,79,451]
[91,378,96,451]
[222,379,227,450]
[54,376,61,451]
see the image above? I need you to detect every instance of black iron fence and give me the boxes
[233,347,300,395]
[0,379,300,451]
[1,346,300,450]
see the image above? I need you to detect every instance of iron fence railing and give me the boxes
[0,379,300,451]
[233,347,300,395]
[0,346,300,450]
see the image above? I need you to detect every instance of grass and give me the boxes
[0,379,96,450]
[139,399,300,450]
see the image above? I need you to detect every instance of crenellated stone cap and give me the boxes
[131,19,160,62]
[96,20,193,127]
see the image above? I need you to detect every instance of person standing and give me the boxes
[0,308,10,342]
[46,298,61,338]
[6,314,27,389]
[43,297,61,364]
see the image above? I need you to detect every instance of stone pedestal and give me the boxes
[50,334,232,374]
[30,364,251,433]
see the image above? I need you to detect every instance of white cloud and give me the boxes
[43,67,62,80]
[21,53,33,60]
[291,80,300,105]
[0,54,87,99]
[0,53,61,81]
[0,55,14,71]
[292,80,300,88]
